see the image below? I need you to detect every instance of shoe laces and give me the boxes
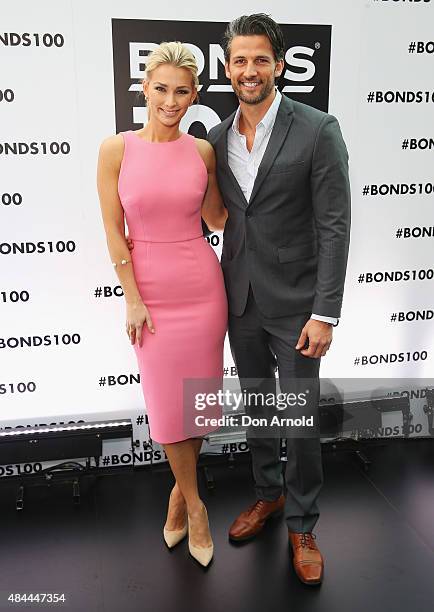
[295,533,317,549]
[248,500,267,515]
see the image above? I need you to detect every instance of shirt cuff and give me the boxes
[311,313,339,326]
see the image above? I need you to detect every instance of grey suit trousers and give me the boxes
[228,283,324,533]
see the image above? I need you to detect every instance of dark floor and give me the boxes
[0,439,433,612]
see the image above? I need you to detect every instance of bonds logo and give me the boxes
[112,19,331,135]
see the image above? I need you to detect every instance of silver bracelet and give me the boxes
[112,259,131,268]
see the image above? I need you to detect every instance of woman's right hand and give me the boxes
[126,300,155,347]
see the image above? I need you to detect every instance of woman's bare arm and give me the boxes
[97,134,143,305]
[195,138,228,232]
[97,134,154,344]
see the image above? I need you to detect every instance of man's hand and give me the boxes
[295,319,333,358]
[126,234,134,251]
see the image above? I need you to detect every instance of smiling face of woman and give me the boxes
[143,63,197,128]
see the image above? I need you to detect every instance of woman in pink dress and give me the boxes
[97,42,228,567]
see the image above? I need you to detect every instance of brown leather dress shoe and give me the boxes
[288,531,324,585]
[228,495,285,541]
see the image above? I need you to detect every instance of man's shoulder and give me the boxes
[207,122,226,145]
[207,111,236,144]
[207,123,221,144]
[290,98,334,126]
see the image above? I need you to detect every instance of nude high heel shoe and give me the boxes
[187,506,214,567]
[163,487,187,548]
[163,523,188,548]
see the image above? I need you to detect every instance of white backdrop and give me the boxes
[1,0,433,475]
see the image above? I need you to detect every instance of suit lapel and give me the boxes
[247,95,294,208]
[214,113,249,209]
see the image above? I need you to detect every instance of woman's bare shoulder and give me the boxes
[193,137,215,170]
[98,133,125,166]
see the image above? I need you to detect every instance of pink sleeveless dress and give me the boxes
[118,130,228,444]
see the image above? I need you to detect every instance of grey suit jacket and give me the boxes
[207,94,351,319]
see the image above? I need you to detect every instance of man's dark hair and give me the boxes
[222,14,285,62]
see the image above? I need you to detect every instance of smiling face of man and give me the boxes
[225,34,284,106]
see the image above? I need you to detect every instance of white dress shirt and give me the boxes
[226,89,337,326]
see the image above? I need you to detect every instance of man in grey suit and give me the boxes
[207,14,351,585]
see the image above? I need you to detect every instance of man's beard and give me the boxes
[234,78,275,105]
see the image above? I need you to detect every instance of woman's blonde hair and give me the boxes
[143,41,199,99]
